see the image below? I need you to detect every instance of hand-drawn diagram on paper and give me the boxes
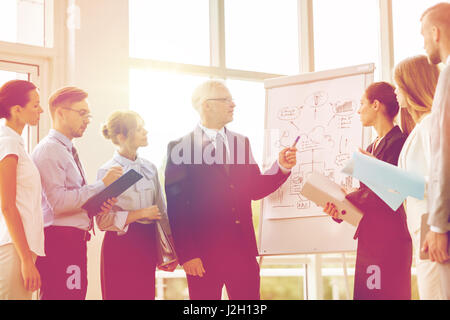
[264,74,366,219]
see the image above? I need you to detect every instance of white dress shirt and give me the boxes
[398,113,431,235]
[428,55,450,233]
[198,123,230,154]
[198,123,291,174]
[96,152,171,236]
[0,124,45,256]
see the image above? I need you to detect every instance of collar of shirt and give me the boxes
[48,129,73,152]
[198,122,227,143]
[198,123,230,156]
[112,151,155,180]
[113,151,140,167]
[0,124,24,147]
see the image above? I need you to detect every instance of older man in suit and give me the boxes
[420,2,450,299]
[165,80,297,300]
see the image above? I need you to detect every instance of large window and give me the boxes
[0,0,51,47]
[128,0,279,168]
[129,0,210,66]
[130,69,207,169]
[130,74,266,169]
[313,0,380,73]
[392,0,443,64]
[225,0,299,75]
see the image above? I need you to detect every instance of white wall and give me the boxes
[70,0,129,300]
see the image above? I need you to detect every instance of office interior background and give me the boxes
[0,0,443,300]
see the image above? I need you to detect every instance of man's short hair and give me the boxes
[191,80,227,112]
[421,2,450,30]
[49,86,88,118]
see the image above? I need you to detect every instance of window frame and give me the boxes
[128,0,396,82]
[0,0,63,150]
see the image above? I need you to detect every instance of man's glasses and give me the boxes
[61,107,92,119]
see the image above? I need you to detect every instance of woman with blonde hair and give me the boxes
[396,54,440,136]
[97,110,177,300]
[395,55,442,299]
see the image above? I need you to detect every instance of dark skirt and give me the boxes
[353,209,412,300]
[101,222,157,300]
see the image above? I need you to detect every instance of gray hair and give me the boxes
[191,80,228,112]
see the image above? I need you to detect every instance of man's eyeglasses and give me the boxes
[206,98,235,104]
[61,107,92,119]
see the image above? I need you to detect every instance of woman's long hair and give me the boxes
[394,55,440,136]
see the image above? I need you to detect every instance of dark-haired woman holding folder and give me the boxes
[324,82,412,300]
[97,110,177,300]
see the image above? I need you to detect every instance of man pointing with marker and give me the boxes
[165,80,297,300]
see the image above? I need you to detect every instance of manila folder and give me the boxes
[301,172,363,227]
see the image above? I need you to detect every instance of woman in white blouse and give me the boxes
[0,80,44,299]
[97,110,177,300]
[396,55,442,299]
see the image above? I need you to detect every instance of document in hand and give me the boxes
[419,213,430,260]
[342,152,425,211]
[82,169,143,218]
[301,172,363,227]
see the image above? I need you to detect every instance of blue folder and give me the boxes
[342,152,425,211]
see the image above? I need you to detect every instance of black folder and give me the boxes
[82,169,143,218]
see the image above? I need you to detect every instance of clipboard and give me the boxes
[301,172,363,227]
[82,169,143,218]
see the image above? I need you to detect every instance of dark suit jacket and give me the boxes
[164,126,290,266]
[345,125,412,299]
[347,125,410,241]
